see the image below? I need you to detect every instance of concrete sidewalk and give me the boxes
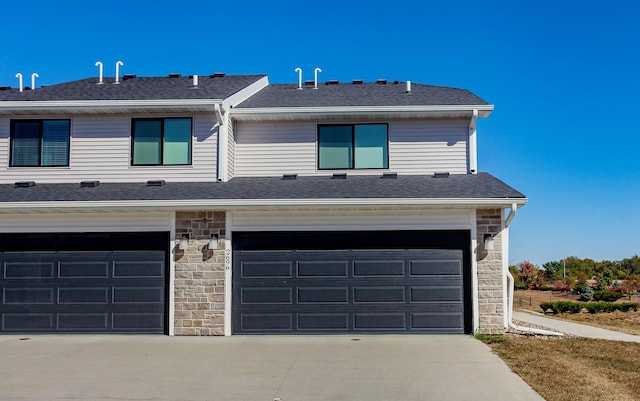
[514,311,640,342]
[0,334,545,401]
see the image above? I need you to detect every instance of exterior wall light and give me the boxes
[208,233,218,250]
[484,234,495,251]
[178,234,189,250]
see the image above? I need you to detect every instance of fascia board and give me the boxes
[222,76,269,111]
[0,197,527,212]
[0,99,223,113]
[230,104,494,118]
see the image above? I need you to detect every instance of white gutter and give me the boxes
[0,197,528,213]
[503,202,563,336]
[0,99,224,113]
[230,104,494,118]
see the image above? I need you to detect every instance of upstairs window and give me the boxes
[132,118,192,165]
[318,124,388,169]
[10,119,70,167]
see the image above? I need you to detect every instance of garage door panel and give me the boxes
[113,313,163,330]
[113,261,164,278]
[241,288,293,304]
[353,287,406,303]
[298,314,349,330]
[241,261,293,278]
[297,261,348,277]
[298,287,349,303]
[410,287,463,302]
[59,262,109,278]
[241,314,293,331]
[112,287,164,304]
[412,313,464,331]
[3,313,53,331]
[4,288,54,304]
[353,260,404,276]
[354,313,407,330]
[410,260,462,276]
[4,262,55,279]
[58,288,109,304]
[58,313,108,330]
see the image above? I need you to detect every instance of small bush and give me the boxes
[593,290,625,302]
[584,302,639,314]
[574,283,594,301]
[540,301,583,314]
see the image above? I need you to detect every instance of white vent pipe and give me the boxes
[15,73,23,92]
[31,73,39,89]
[193,75,198,86]
[314,67,322,89]
[95,61,104,84]
[295,67,303,90]
[406,80,411,93]
[114,61,124,84]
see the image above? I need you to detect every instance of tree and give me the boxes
[625,274,640,300]
[517,261,540,288]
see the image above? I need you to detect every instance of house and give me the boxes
[0,70,526,335]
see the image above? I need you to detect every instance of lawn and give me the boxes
[514,289,640,336]
[479,335,640,401]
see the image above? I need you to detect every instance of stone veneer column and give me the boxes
[174,211,226,335]
[476,208,505,334]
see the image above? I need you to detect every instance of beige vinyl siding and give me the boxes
[234,119,469,177]
[0,114,218,183]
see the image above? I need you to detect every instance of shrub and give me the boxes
[574,283,594,301]
[593,290,625,302]
[584,302,638,314]
[540,301,583,314]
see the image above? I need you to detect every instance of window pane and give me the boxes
[11,121,40,166]
[133,120,162,165]
[354,124,388,169]
[41,120,70,166]
[163,118,191,165]
[318,126,352,169]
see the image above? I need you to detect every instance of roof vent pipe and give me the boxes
[15,73,23,92]
[114,61,124,84]
[193,74,198,86]
[295,67,303,90]
[95,61,104,84]
[314,67,322,89]
[31,73,39,89]
[406,80,411,93]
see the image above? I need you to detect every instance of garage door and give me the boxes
[0,233,167,334]
[232,231,471,334]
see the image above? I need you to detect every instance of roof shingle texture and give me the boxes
[0,75,266,101]
[0,173,524,203]
[235,82,489,108]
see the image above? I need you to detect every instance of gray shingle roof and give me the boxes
[235,82,489,108]
[0,75,266,101]
[0,173,524,204]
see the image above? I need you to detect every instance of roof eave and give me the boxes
[0,197,527,213]
[230,105,493,121]
[0,99,224,115]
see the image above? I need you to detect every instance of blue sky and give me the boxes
[1,0,638,266]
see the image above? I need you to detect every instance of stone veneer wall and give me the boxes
[476,208,505,334]
[174,211,226,335]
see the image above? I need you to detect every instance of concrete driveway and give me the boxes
[0,334,544,401]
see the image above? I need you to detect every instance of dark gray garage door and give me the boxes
[0,233,167,334]
[232,231,471,334]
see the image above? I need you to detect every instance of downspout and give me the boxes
[504,203,563,336]
[213,104,227,181]
[468,109,478,174]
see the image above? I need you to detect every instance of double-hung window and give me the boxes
[10,119,70,167]
[318,124,388,169]
[131,118,192,165]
